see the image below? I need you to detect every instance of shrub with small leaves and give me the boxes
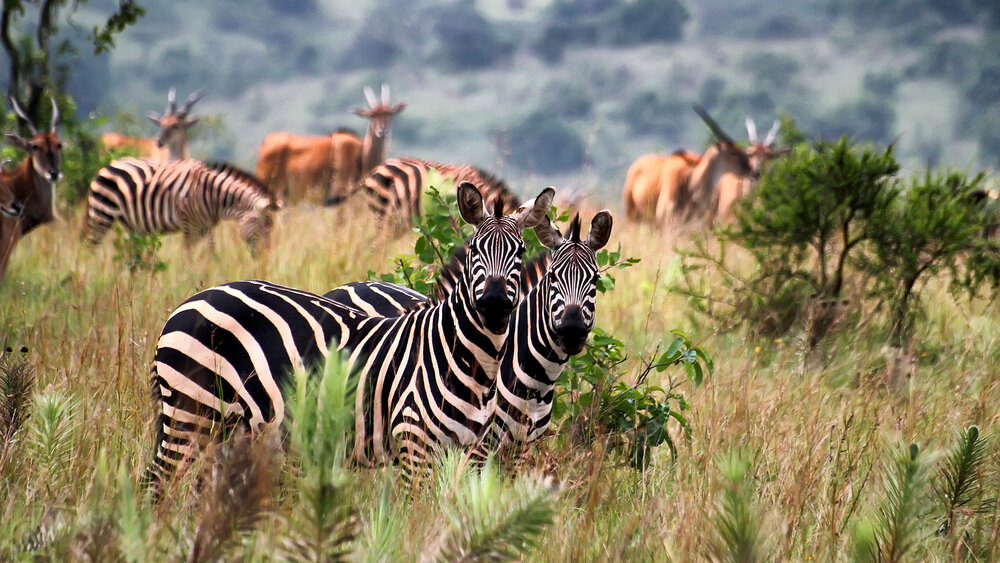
[112,228,167,273]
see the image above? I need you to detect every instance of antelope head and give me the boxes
[744,116,791,176]
[354,84,406,140]
[5,97,64,183]
[147,88,205,150]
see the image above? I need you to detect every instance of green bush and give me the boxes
[679,135,1000,345]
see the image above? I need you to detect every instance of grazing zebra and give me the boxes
[84,158,278,251]
[144,183,554,490]
[361,157,517,228]
[325,211,613,450]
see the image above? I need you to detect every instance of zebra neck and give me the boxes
[512,279,568,385]
[446,277,506,380]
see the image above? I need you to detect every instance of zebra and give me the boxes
[144,182,554,490]
[324,210,613,451]
[360,157,518,228]
[84,158,278,252]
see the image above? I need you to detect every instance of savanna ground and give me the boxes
[2,192,999,560]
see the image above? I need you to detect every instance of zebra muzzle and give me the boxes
[475,278,514,334]
[556,306,590,355]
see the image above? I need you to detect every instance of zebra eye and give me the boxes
[591,273,601,284]
[516,245,525,257]
[548,271,558,283]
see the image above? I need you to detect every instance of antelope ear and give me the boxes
[146,113,161,125]
[586,210,613,251]
[512,186,555,229]
[534,216,563,249]
[184,116,199,128]
[457,181,485,226]
[4,133,28,150]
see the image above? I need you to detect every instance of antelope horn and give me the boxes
[693,105,736,146]
[49,97,59,133]
[381,83,390,105]
[180,88,205,117]
[166,88,177,115]
[764,119,781,146]
[10,97,38,135]
[746,117,758,143]
[364,86,377,108]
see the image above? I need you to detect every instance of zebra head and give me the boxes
[239,196,281,253]
[457,181,554,334]
[534,210,613,355]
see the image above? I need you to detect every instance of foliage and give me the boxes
[430,1,514,71]
[555,328,710,469]
[425,451,557,563]
[501,111,585,174]
[112,228,167,274]
[0,347,34,468]
[280,349,359,562]
[710,450,769,562]
[851,443,930,563]
[934,426,992,543]
[1,0,145,127]
[679,138,901,336]
[863,169,989,344]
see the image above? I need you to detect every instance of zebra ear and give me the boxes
[512,186,555,229]
[534,216,563,249]
[586,210,613,251]
[457,181,485,226]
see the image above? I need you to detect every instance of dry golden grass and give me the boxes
[2,197,1000,559]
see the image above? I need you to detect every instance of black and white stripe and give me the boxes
[85,158,277,250]
[362,157,518,225]
[324,212,613,451]
[144,183,554,489]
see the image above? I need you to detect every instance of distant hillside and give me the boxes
[60,0,1000,200]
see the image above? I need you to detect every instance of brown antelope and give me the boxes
[99,88,205,161]
[658,107,789,229]
[0,168,24,281]
[622,149,700,223]
[3,97,64,237]
[254,84,406,205]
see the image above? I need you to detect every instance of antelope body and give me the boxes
[255,84,405,205]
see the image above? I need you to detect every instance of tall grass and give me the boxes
[2,199,999,559]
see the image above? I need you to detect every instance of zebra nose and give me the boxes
[556,306,590,355]
[475,277,514,331]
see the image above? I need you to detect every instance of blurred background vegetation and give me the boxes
[2,0,998,199]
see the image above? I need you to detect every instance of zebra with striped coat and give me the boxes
[325,211,613,450]
[145,183,554,489]
[361,157,517,228]
[84,158,278,251]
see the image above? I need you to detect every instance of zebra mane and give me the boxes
[475,167,520,212]
[203,161,270,195]
[567,214,582,243]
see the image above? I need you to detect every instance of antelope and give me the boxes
[0,168,24,281]
[99,88,205,161]
[3,97,64,237]
[622,149,700,223]
[254,84,406,206]
[658,107,789,229]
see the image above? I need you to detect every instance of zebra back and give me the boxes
[362,157,518,226]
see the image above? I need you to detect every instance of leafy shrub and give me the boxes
[500,111,585,174]
[112,229,167,274]
[680,134,1000,346]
